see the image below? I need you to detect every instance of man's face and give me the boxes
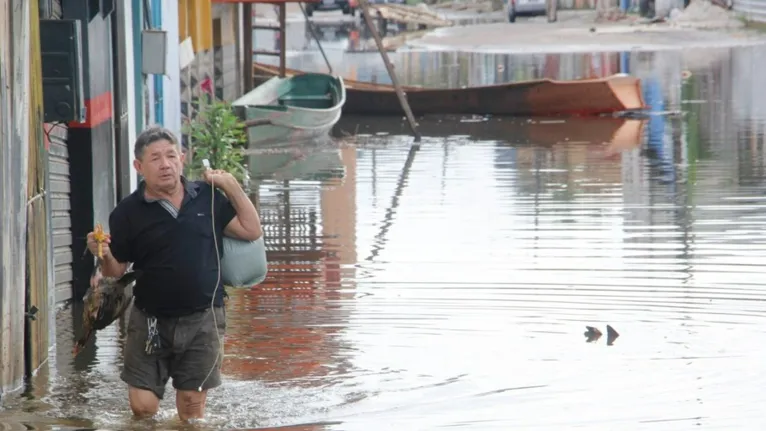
[133,139,185,191]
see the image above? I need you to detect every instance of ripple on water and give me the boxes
[7,45,766,430]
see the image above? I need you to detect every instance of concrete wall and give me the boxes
[212,3,242,102]
[0,0,32,394]
[179,1,242,153]
[162,0,182,139]
[62,0,120,300]
[131,0,145,148]
[115,0,139,196]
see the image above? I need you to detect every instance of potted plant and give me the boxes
[184,101,249,186]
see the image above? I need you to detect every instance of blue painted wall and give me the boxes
[132,0,144,131]
[151,0,164,125]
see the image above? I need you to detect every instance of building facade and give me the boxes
[0,0,248,395]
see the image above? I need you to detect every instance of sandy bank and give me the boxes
[406,9,766,53]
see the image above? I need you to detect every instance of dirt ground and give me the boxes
[406,8,766,53]
[252,2,766,53]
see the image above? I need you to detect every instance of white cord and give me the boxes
[198,171,224,392]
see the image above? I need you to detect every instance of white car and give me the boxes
[507,0,547,22]
[305,0,358,17]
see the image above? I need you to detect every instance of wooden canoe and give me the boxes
[253,62,647,117]
[232,72,346,147]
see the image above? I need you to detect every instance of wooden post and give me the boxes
[358,0,421,142]
[26,0,50,378]
[1,0,31,392]
[547,0,557,22]
[279,3,287,77]
[243,3,253,91]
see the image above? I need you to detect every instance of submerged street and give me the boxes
[4,9,766,431]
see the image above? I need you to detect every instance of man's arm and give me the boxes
[101,254,129,278]
[102,209,131,277]
[217,178,263,241]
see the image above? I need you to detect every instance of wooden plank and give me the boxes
[278,3,286,77]
[368,4,453,27]
[252,24,279,30]
[26,0,51,376]
[253,49,281,56]
[243,3,253,92]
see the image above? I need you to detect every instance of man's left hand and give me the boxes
[202,169,238,191]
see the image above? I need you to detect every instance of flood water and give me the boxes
[4,21,766,431]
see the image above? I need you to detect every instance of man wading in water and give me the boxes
[85,126,262,421]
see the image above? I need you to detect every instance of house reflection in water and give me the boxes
[223,145,358,385]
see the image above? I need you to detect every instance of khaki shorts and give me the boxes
[120,304,226,399]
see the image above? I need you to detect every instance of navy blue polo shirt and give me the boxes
[108,177,237,317]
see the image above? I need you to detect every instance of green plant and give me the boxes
[185,101,248,184]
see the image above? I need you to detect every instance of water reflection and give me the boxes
[226,147,358,389]
[4,43,766,430]
[337,115,646,150]
[247,145,345,182]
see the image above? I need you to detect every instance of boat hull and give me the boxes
[253,63,646,117]
[233,72,346,147]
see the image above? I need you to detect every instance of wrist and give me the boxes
[102,252,117,266]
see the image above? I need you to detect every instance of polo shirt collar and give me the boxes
[138,176,199,203]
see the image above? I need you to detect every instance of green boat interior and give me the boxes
[275,73,342,109]
[233,72,343,115]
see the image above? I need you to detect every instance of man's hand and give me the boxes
[86,228,129,277]
[202,169,238,192]
[203,168,262,241]
[86,231,112,259]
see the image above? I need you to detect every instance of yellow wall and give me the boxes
[179,0,213,53]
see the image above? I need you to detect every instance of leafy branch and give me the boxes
[184,101,248,184]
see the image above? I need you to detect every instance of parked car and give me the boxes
[507,0,547,22]
[305,0,358,17]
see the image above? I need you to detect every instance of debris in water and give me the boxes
[668,0,743,29]
[460,115,488,123]
[606,325,620,346]
[584,326,602,343]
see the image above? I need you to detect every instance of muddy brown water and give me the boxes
[4,39,766,429]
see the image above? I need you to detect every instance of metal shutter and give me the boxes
[48,131,73,304]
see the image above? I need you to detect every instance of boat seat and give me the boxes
[278,94,332,102]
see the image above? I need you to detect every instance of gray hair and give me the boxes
[134,126,180,160]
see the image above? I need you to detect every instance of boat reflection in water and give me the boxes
[336,115,647,155]
[225,143,357,387]
[245,142,345,182]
